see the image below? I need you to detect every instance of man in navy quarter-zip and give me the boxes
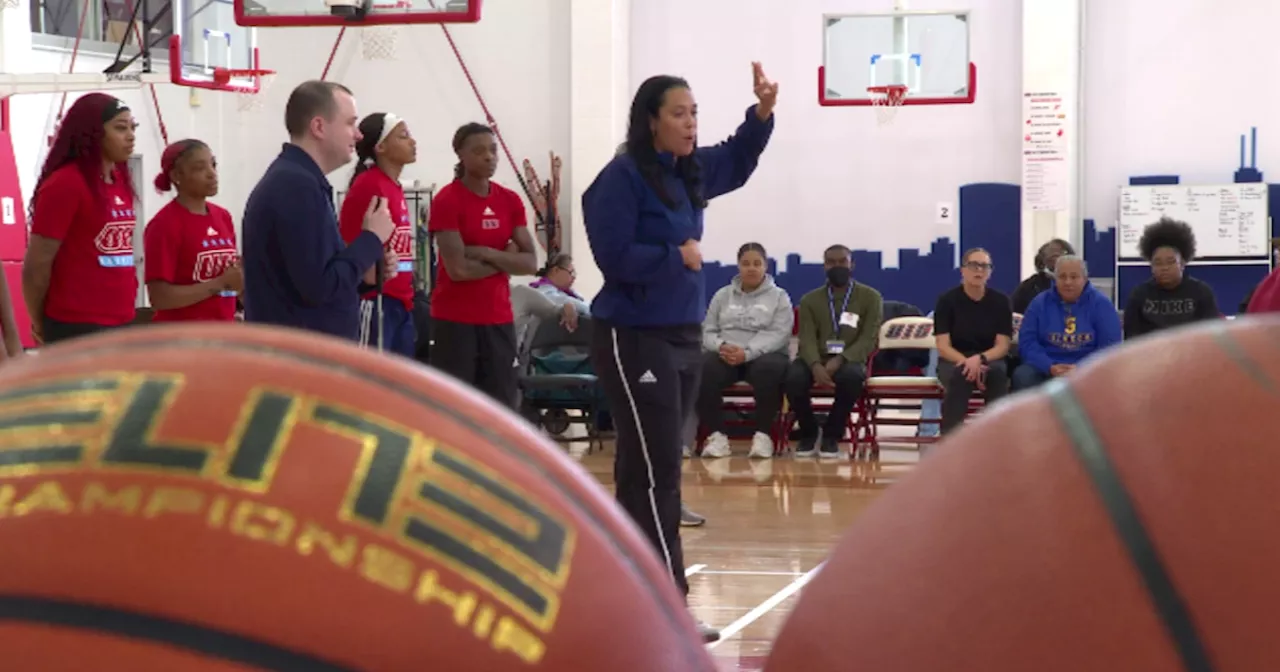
[241,80,398,340]
[582,62,778,644]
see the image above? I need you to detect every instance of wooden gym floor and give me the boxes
[574,442,922,672]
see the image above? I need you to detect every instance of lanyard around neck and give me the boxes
[827,285,853,333]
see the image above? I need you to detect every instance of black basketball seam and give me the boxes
[0,594,354,671]
[9,337,713,670]
[1043,378,1215,672]
[1208,322,1279,394]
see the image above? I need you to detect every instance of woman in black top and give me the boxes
[1122,217,1219,339]
[1010,238,1074,314]
[932,248,1013,434]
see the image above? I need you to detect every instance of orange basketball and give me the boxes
[767,317,1280,671]
[0,323,716,671]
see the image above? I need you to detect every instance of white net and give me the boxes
[0,0,18,9]
[869,86,908,126]
[360,26,400,61]
[236,73,275,113]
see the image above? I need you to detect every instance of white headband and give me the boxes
[362,113,403,166]
[378,113,402,145]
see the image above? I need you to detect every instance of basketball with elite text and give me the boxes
[0,324,717,671]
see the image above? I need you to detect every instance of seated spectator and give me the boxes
[513,254,589,346]
[696,242,793,459]
[785,244,882,458]
[1011,238,1075,314]
[1012,255,1122,391]
[526,253,590,338]
[1123,217,1219,339]
[932,248,1013,434]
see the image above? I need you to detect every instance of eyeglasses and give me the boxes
[964,262,993,271]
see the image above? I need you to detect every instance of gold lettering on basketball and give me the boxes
[359,544,416,593]
[143,487,204,518]
[12,481,73,516]
[0,484,12,516]
[207,495,229,528]
[491,616,546,665]
[394,440,573,634]
[0,375,574,666]
[295,522,358,569]
[80,483,142,515]
[472,604,497,638]
[414,569,479,626]
[229,501,294,546]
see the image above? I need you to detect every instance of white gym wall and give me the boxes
[1083,0,1280,236]
[629,0,1022,272]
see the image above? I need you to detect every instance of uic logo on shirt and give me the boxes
[481,206,500,230]
[194,249,238,283]
[94,220,135,254]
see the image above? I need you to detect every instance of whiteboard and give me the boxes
[1117,183,1270,261]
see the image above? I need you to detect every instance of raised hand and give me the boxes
[752,61,778,117]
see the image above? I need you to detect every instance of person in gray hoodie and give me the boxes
[695,242,794,459]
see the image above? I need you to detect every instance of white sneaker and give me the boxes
[701,432,732,458]
[748,432,773,459]
[682,445,692,459]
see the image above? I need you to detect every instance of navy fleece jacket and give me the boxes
[583,104,774,327]
[241,144,383,340]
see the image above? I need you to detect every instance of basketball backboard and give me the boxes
[169,0,263,93]
[233,0,480,27]
[818,10,976,107]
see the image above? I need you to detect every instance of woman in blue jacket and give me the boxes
[1012,255,1123,390]
[582,62,777,642]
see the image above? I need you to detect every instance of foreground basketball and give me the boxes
[767,317,1280,671]
[0,324,716,671]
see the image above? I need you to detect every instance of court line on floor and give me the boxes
[706,562,825,649]
[685,563,707,577]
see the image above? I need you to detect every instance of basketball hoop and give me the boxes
[360,26,400,61]
[867,85,908,126]
[213,67,276,113]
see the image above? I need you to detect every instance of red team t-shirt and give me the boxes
[338,167,414,310]
[31,164,138,326]
[428,180,526,325]
[143,200,239,322]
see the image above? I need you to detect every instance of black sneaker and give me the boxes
[680,504,706,527]
[697,620,721,643]
[819,437,842,459]
[793,436,818,457]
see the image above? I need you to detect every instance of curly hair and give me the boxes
[1138,216,1196,262]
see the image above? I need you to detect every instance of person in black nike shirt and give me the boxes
[1122,217,1219,340]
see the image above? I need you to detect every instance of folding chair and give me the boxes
[518,317,605,453]
[857,316,944,456]
[694,381,791,454]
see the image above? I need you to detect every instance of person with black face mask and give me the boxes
[785,244,883,458]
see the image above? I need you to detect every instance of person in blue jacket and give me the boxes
[582,62,777,643]
[241,80,398,341]
[1012,254,1122,391]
